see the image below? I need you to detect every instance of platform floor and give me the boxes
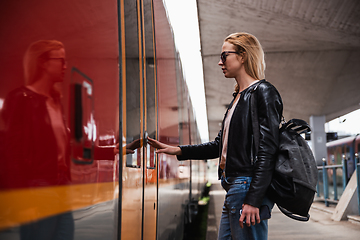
[206,180,360,240]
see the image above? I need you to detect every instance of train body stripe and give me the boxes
[0,182,118,230]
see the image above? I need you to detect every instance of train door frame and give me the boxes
[118,0,158,239]
[118,0,124,238]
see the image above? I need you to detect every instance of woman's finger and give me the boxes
[256,212,261,224]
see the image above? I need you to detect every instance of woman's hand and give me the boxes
[147,137,182,155]
[239,204,260,228]
[114,139,141,155]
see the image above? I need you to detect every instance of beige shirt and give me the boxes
[46,98,67,167]
[220,92,240,170]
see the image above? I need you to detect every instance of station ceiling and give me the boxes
[196,0,360,140]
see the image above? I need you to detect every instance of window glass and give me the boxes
[144,0,156,169]
[125,0,141,167]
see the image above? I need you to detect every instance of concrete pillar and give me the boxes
[310,115,327,165]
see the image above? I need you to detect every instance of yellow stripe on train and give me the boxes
[0,182,119,230]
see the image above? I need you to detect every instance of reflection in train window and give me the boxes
[70,68,95,164]
[144,0,157,169]
[125,0,141,168]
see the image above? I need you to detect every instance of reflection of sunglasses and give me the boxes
[48,58,67,65]
[220,51,238,63]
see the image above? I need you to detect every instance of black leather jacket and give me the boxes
[177,79,283,208]
[1,86,71,189]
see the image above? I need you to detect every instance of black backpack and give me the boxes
[250,83,318,221]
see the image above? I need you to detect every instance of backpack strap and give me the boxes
[278,206,310,222]
[283,119,311,134]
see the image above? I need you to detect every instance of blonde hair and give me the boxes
[23,40,64,85]
[224,33,265,92]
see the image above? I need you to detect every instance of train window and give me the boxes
[345,146,350,160]
[124,0,142,168]
[144,0,157,169]
[330,154,335,164]
[70,68,95,164]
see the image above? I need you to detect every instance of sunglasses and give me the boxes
[48,58,67,66]
[220,51,238,63]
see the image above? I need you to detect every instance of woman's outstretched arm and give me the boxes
[147,137,182,155]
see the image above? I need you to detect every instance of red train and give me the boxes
[0,0,207,239]
[326,134,360,179]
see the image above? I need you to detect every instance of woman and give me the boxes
[2,40,69,188]
[1,40,73,239]
[148,32,283,239]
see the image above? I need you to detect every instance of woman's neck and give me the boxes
[27,76,54,98]
[235,73,257,93]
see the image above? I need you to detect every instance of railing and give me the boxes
[317,154,360,215]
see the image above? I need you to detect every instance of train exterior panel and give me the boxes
[0,1,207,239]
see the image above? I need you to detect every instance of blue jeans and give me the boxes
[218,176,274,240]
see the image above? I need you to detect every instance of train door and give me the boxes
[120,0,157,239]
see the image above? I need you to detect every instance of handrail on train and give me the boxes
[316,154,360,215]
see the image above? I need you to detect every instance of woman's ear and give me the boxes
[237,55,244,64]
[240,52,247,63]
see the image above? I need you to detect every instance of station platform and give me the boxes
[205,179,360,240]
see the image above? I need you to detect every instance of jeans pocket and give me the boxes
[226,176,251,184]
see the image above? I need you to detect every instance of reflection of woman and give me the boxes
[1,40,74,240]
[2,40,70,189]
[149,33,283,239]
